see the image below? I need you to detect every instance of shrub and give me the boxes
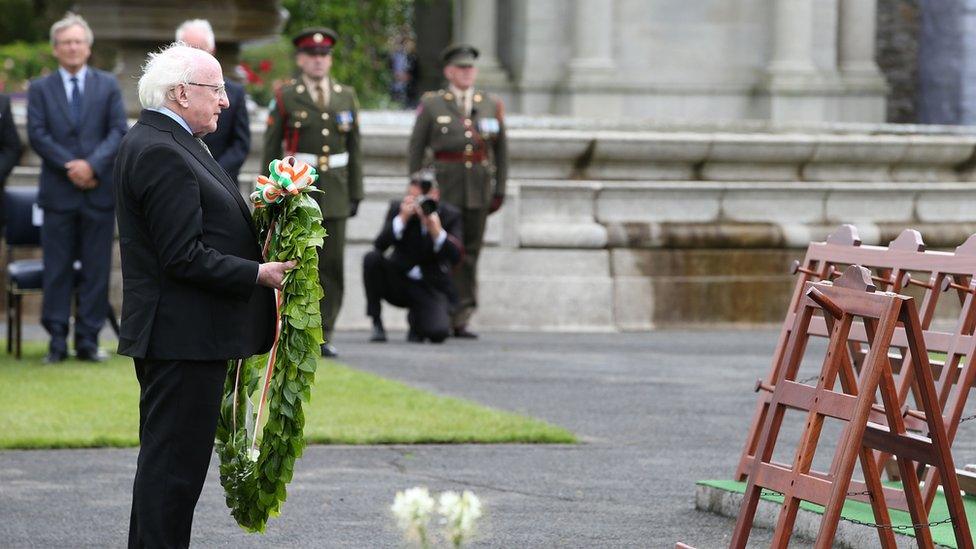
[0,41,57,93]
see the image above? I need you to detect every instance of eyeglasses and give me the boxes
[186,81,227,97]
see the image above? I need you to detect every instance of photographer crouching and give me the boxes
[363,171,464,343]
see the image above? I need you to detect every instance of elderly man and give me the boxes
[27,12,127,363]
[115,43,291,547]
[175,19,251,185]
[407,44,508,339]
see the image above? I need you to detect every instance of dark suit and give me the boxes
[115,110,275,548]
[202,80,250,185]
[363,199,462,342]
[0,93,22,192]
[27,67,127,355]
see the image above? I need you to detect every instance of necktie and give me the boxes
[195,137,213,158]
[69,76,82,126]
[314,83,327,110]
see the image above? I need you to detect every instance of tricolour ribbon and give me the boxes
[250,156,318,208]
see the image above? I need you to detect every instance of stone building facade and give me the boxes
[450,0,889,123]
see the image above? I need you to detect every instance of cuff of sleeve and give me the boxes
[432,229,447,252]
[392,215,405,240]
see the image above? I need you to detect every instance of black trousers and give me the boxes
[363,250,450,342]
[128,358,226,549]
[41,206,114,354]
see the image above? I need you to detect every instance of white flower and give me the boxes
[246,448,260,462]
[438,490,483,546]
[391,487,435,545]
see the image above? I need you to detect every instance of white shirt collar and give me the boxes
[148,106,193,135]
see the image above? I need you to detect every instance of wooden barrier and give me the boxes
[730,266,972,548]
[735,225,976,513]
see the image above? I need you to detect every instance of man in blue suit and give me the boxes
[27,12,127,363]
[176,19,251,186]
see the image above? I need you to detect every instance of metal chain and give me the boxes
[759,489,959,531]
[760,489,871,498]
[959,413,976,424]
[841,515,956,531]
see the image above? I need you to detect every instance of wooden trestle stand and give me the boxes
[730,265,972,548]
[736,225,976,514]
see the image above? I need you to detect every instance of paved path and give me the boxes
[1,330,821,547]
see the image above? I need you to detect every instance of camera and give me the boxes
[414,171,439,216]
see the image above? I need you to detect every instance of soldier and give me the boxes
[408,44,507,339]
[263,27,363,357]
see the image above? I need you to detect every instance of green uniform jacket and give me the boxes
[262,78,364,219]
[407,88,508,210]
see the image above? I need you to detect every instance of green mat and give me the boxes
[699,479,976,547]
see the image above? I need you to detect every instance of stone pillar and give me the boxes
[764,0,823,122]
[568,0,615,77]
[838,0,885,80]
[564,0,618,117]
[836,0,887,121]
[768,0,817,76]
[458,0,509,88]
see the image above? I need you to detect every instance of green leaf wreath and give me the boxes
[215,157,327,532]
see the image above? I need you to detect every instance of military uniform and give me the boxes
[407,45,507,334]
[262,28,363,351]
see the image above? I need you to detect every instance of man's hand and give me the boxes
[257,260,297,290]
[65,160,95,189]
[421,210,443,240]
[488,195,504,214]
[399,195,417,224]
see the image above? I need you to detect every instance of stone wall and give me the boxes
[10,107,976,330]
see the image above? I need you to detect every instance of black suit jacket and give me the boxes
[374,199,463,301]
[202,80,250,184]
[0,93,22,186]
[113,110,274,360]
[27,68,127,212]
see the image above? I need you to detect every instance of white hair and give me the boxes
[50,12,94,47]
[138,43,213,109]
[175,19,215,52]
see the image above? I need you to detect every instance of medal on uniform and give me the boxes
[478,117,500,135]
[336,110,354,132]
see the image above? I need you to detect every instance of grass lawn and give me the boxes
[0,344,575,449]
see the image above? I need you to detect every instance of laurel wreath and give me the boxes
[214,158,327,532]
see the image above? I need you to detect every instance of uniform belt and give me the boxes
[294,151,349,169]
[434,150,486,163]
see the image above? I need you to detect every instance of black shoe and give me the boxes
[369,320,387,343]
[43,350,67,364]
[76,348,109,363]
[320,343,338,358]
[453,326,478,339]
[406,330,424,343]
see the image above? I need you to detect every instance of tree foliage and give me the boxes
[281,0,414,108]
[0,0,72,45]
